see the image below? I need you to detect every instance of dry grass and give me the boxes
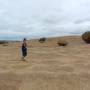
[0,36,90,90]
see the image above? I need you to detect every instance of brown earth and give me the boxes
[0,36,90,90]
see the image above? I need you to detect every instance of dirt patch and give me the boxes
[0,72,22,90]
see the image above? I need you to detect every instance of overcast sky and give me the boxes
[0,0,90,40]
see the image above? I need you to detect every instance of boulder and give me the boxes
[82,31,90,43]
[39,37,46,43]
[57,39,68,46]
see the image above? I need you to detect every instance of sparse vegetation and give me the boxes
[57,39,68,46]
[82,31,90,44]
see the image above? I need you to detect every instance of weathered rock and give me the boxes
[57,39,68,46]
[82,31,90,43]
[39,37,46,43]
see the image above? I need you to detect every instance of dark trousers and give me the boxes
[22,47,27,57]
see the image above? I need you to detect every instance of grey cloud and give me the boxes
[0,0,90,40]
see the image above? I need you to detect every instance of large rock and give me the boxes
[39,37,46,43]
[82,31,90,43]
[57,39,68,46]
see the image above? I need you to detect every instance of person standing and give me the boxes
[21,38,27,61]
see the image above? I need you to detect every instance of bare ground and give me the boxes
[0,36,90,90]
